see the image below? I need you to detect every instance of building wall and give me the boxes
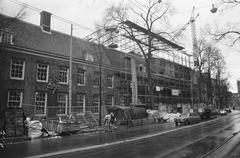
[0,45,118,119]
[0,13,194,118]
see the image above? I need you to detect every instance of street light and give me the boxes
[210,4,218,13]
[188,54,194,110]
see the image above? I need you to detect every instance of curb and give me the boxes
[4,136,31,144]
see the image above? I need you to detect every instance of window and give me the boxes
[85,53,93,62]
[37,63,49,82]
[10,59,25,80]
[106,95,114,106]
[77,68,86,86]
[0,29,13,44]
[93,72,100,87]
[93,95,99,114]
[138,65,145,72]
[107,75,114,88]
[57,93,68,115]
[40,11,52,33]
[35,92,47,116]
[7,90,23,107]
[59,67,69,84]
[72,94,85,114]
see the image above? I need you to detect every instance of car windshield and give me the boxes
[181,113,189,117]
[190,113,198,116]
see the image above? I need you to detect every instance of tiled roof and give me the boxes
[0,14,112,66]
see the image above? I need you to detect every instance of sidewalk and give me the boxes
[4,119,175,145]
[4,111,239,145]
[2,113,239,158]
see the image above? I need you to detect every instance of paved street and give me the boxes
[1,1,240,158]
[1,112,240,158]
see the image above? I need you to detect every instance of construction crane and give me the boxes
[190,7,199,59]
[174,7,199,39]
[172,6,199,67]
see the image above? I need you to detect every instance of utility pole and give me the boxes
[69,24,73,114]
[98,43,103,126]
[189,55,194,109]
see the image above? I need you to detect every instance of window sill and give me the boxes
[35,114,46,117]
[59,82,68,85]
[37,80,48,83]
[10,77,24,80]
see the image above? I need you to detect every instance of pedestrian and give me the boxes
[110,112,116,126]
[104,112,116,132]
[104,113,112,132]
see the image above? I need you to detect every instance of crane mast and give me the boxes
[191,7,199,57]
[173,7,199,51]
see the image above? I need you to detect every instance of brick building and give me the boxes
[0,14,193,120]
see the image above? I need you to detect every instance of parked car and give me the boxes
[200,108,218,120]
[224,108,232,113]
[174,112,201,126]
[219,110,227,116]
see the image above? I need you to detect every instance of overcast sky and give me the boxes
[1,0,240,92]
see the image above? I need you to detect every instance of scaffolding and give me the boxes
[84,20,190,67]
[84,20,193,108]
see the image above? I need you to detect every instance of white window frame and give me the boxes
[7,90,23,107]
[85,53,93,62]
[72,94,85,114]
[106,95,114,106]
[57,93,68,115]
[77,69,86,86]
[35,92,47,116]
[93,95,99,114]
[0,30,14,44]
[36,63,49,82]
[138,64,146,73]
[10,59,25,80]
[59,67,69,84]
[107,75,114,88]
[93,72,100,87]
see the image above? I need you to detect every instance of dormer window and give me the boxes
[86,53,93,62]
[83,50,94,62]
[0,29,13,44]
[138,64,145,72]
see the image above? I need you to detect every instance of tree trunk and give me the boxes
[146,58,154,109]
[208,69,213,104]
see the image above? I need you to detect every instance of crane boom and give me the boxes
[173,7,199,41]
[191,7,199,56]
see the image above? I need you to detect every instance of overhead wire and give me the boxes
[127,0,197,68]
[127,0,191,58]
[7,0,94,31]
[128,0,191,42]
[129,0,221,42]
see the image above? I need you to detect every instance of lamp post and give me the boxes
[188,55,194,110]
[69,24,73,114]
[210,4,218,13]
[99,45,102,126]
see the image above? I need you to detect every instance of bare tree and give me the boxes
[193,38,227,105]
[0,5,27,28]
[221,0,240,4]
[0,4,28,45]
[210,0,240,46]
[100,0,179,109]
[91,24,106,126]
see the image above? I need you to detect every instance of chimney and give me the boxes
[40,11,52,33]
[237,80,240,94]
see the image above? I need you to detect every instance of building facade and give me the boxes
[0,14,194,120]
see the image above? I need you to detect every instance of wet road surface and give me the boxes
[1,113,240,158]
